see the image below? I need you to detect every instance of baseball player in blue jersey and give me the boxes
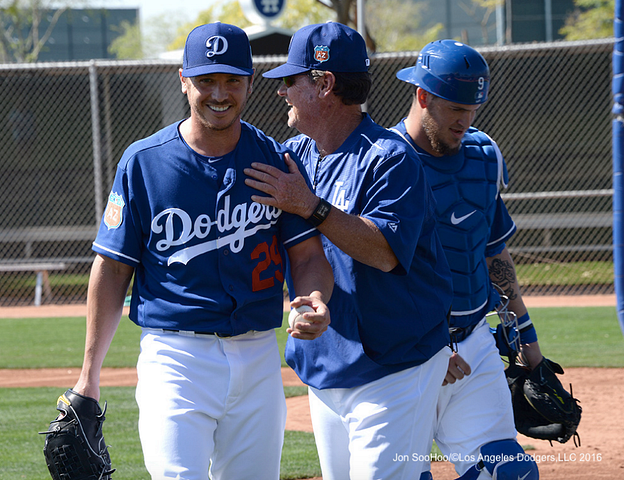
[245,22,454,480]
[390,40,541,480]
[71,23,333,480]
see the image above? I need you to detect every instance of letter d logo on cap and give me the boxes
[206,35,228,58]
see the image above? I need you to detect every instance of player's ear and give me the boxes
[417,87,428,108]
[179,69,189,94]
[247,69,255,94]
[318,71,335,98]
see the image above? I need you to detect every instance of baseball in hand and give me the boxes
[288,305,315,329]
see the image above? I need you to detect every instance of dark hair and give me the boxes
[310,69,372,105]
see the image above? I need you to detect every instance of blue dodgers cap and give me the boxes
[182,22,254,77]
[263,22,370,78]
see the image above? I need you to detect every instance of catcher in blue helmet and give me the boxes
[390,40,580,480]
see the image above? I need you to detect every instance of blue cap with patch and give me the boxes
[263,22,370,78]
[182,22,254,77]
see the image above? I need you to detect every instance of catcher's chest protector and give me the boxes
[422,129,504,315]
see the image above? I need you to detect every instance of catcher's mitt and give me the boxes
[40,389,115,480]
[505,357,582,446]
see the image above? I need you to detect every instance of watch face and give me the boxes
[309,199,332,226]
[317,202,331,218]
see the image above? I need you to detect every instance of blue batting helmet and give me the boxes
[396,40,490,105]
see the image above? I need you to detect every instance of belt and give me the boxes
[161,329,234,339]
[449,323,477,345]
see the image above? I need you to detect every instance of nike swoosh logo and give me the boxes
[450,210,477,225]
[518,471,531,480]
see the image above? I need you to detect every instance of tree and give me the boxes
[0,0,75,62]
[559,0,614,40]
[169,0,332,51]
[108,20,141,60]
[169,0,379,51]
[275,0,333,30]
[109,13,188,60]
[365,0,443,52]
[314,0,377,49]
[457,0,504,45]
[169,1,251,51]
[315,0,352,25]
[169,0,437,53]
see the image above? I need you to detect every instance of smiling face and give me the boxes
[181,72,253,133]
[276,72,321,136]
[421,91,481,156]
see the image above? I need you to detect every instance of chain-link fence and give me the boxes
[0,38,614,305]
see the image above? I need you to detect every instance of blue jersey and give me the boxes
[93,120,318,335]
[391,120,516,329]
[285,114,453,389]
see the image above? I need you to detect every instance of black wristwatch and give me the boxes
[307,198,332,227]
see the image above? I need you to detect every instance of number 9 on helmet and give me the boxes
[396,39,490,105]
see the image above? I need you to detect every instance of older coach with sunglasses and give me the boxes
[245,22,454,480]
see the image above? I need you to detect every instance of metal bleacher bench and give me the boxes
[511,212,613,254]
[512,212,612,230]
[502,189,613,254]
[0,262,67,306]
[0,226,97,306]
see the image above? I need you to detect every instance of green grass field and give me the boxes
[0,260,615,308]
[0,306,622,479]
[514,261,614,287]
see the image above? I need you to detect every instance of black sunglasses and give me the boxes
[282,72,316,88]
[283,76,297,88]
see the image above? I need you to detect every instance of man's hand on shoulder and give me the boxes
[244,153,317,218]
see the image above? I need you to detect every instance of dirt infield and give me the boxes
[0,294,617,318]
[1,366,621,479]
[1,295,620,479]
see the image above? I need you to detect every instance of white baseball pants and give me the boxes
[135,329,286,480]
[430,319,518,477]
[308,345,451,480]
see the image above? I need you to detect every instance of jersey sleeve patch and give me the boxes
[104,192,125,230]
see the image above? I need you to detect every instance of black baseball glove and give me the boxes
[40,389,115,480]
[505,357,582,445]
